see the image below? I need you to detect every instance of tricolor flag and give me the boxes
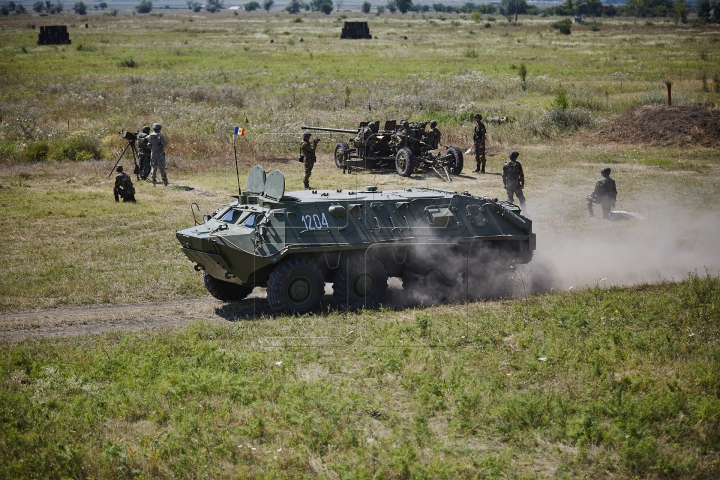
[234,127,246,136]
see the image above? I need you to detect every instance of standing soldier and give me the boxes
[587,167,617,219]
[473,113,487,173]
[137,126,151,181]
[113,165,136,203]
[424,120,441,150]
[502,151,525,209]
[300,132,320,190]
[147,123,168,186]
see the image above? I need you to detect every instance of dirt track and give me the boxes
[0,294,274,342]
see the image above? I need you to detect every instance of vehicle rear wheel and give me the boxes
[333,254,388,311]
[334,141,350,168]
[267,257,324,315]
[395,147,415,177]
[403,259,460,303]
[446,146,464,175]
[203,273,254,302]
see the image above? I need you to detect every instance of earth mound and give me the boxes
[595,104,720,147]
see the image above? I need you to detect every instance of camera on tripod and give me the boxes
[119,130,139,142]
[109,130,141,179]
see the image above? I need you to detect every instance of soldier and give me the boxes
[300,132,320,189]
[473,113,487,173]
[113,166,136,203]
[424,120,441,150]
[147,123,168,186]
[137,126,151,180]
[502,151,525,209]
[394,120,413,148]
[587,167,617,219]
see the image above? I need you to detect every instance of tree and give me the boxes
[285,0,300,12]
[98,1,107,8]
[206,0,223,12]
[16,3,26,12]
[673,0,687,22]
[244,0,259,10]
[697,0,719,20]
[396,0,412,13]
[73,1,86,14]
[135,0,152,13]
[361,0,371,12]
[386,0,396,13]
[33,1,44,11]
[335,0,343,11]
[432,3,444,12]
[376,5,384,13]
[262,0,273,11]
[499,0,527,20]
[319,0,332,13]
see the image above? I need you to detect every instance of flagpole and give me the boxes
[233,126,241,200]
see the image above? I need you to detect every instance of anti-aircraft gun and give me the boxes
[301,120,464,182]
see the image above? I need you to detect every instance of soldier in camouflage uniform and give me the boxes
[473,113,487,173]
[113,166,136,203]
[502,151,525,209]
[394,120,414,149]
[423,120,441,150]
[300,132,320,189]
[148,123,168,186]
[587,167,617,219]
[137,126,151,180]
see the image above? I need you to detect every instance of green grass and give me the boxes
[2,275,719,478]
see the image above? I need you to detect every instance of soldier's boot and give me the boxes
[114,194,119,202]
[473,164,481,173]
[163,180,168,186]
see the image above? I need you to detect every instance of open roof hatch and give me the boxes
[245,165,266,195]
[263,169,285,201]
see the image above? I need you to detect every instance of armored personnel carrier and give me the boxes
[176,166,535,314]
[302,120,464,182]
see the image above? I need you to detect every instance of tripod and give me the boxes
[108,131,141,181]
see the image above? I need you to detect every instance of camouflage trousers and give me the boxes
[138,152,151,180]
[474,145,486,172]
[587,197,613,219]
[303,160,315,187]
[506,186,526,209]
[114,186,136,203]
[150,151,168,185]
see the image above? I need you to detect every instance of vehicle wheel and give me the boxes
[333,254,388,311]
[446,146,464,175]
[266,257,324,315]
[334,141,350,168]
[403,259,460,303]
[203,273,254,302]
[395,147,415,177]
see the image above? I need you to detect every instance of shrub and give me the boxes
[118,58,139,68]
[551,87,569,110]
[25,140,50,162]
[541,107,595,131]
[551,18,572,34]
[47,132,102,162]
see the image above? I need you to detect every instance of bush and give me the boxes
[47,133,102,162]
[551,18,572,34]
[25,140,50,162]
[538,107,595,132]
[118,58,139,68]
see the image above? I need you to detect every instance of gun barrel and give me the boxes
[301,125,358,134]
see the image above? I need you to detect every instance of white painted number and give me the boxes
[302,212,330,230]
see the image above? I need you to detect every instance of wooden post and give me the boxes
[664,79,673,106]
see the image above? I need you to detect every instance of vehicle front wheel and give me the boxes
[267,257,325,315]
[395,147,415,177]
[334,141,350,168]
[203,273,254,302]
[446,146,464,175]
[333,254,388,311]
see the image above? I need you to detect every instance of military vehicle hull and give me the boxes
[177,166,535,314]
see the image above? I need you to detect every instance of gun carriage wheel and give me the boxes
[267,257,325,314]
[203,273,254,302]
[333,254,388,311]
[395,147,415,177]
[333,141,350,168]
[446,146,464,175]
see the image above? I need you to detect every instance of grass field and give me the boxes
[1,9,720,478]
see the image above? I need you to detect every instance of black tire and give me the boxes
[266,257,325,315]
[333,254,388,311]
[395,147,415,177]
[203,273,254,302]
[446,146,464,175]
[403,259,460,303]
[334,141,350,168]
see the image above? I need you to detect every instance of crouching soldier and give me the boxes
[114,166,136,203]
[587,167,617,219]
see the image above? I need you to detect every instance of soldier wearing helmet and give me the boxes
[137,125,152,180]
[502,150,525,209]
[472,113,486,173]
[113,165,136,203]
[394,120,414,149]
[147,123,168,186]
[300,131,320,189]
[587,167,617,219]
[424,120,441,150]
